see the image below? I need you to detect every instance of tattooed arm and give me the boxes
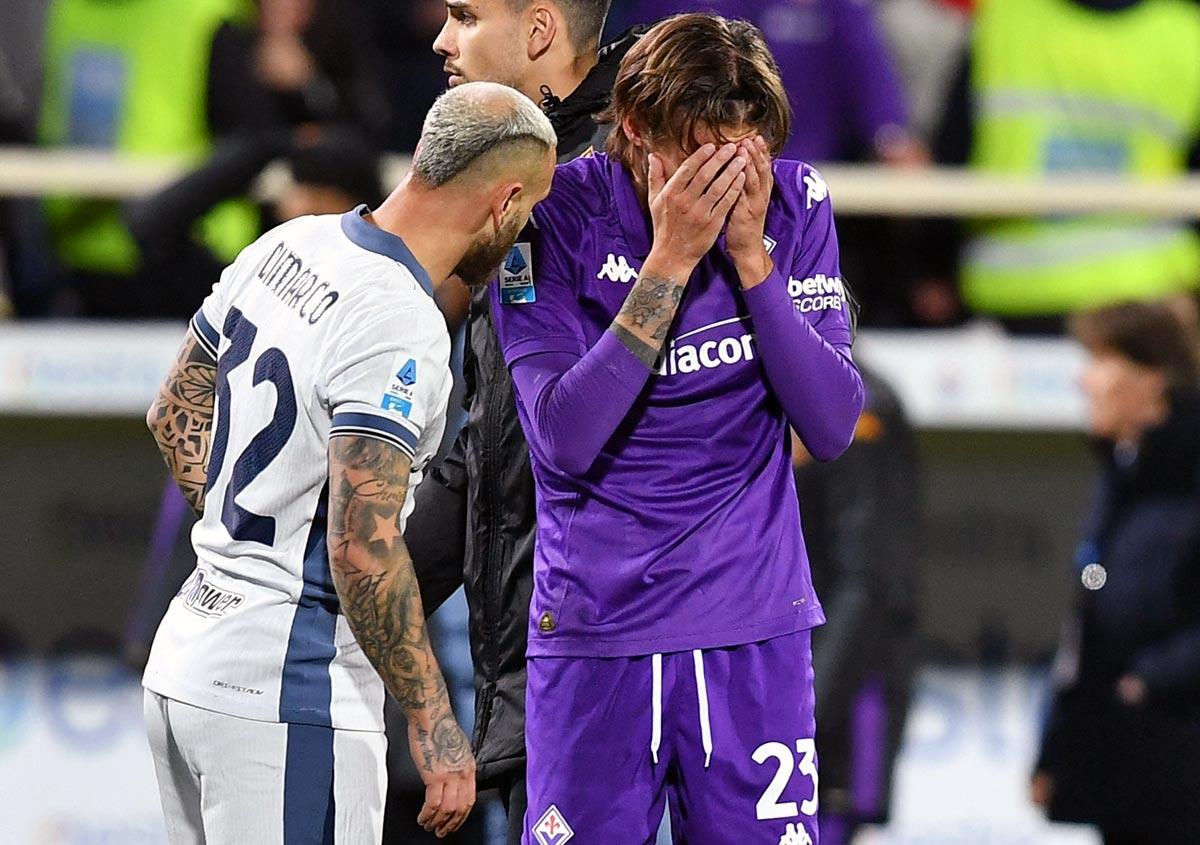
[327,435,475,837]
[146,332,217,516]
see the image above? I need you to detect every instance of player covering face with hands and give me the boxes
[140,82,555,844]
[490,14,864,844]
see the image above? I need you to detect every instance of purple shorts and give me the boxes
[523,631,820,845]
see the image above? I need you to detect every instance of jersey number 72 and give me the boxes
[206,307,297,547]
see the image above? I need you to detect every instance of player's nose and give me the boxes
[433,23,454,58]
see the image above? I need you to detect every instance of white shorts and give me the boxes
[143,690,386,844]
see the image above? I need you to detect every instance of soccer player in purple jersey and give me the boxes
[489,14,866,845]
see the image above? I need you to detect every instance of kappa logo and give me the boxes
[500,243,536,304]
[778,822,813,845]
[532,805,574,845]
[803,170,828,210]
[597,253,639,284]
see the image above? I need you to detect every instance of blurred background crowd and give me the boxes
[2,1,1200,844]
[5,0,1197,331]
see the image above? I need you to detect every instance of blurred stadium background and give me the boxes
[3,0,1199,843]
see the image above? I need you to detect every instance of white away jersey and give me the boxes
[143,206,452,731]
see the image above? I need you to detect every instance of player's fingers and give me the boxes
[688,143,740,200]
[418,781,444,830]
[713,172,748,220]
[647,153,666,203]
[665,143,716,196]
[461,771,477,822]
[703,155,748,215]
[437,786,472,838]
[752,136,773,190]
[432,779,460,837]
[441,774,474,837]
[740,142,762,196]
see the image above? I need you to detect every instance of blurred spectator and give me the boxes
[621,0,926,165]
[1,44,59,321]
[793,369,922,845]
[0,0,50,130]
[209,0,394,142]
[1033,300,1200,844]
[1,48,25,319]
[363,0,447,152]
[875,0,972,142]
[921,0,1200,330]
[37,0,260,316]
[122,128,384,318]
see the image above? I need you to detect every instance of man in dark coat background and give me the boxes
[1035,299,1200,845]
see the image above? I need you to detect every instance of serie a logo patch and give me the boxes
[500,243,536,304]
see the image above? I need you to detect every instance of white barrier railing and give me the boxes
[0,321,1087,429]
[4,146,1200,217]
[0,147,1125,429]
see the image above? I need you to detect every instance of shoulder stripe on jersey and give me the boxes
[330,411,420,453]
[190,309,220,359]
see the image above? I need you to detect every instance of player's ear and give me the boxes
[492,182,524,230]
[527,4,557,60]
[622,117,645,148]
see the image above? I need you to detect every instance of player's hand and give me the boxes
[646,143,747,280]
[726,135,775,289]
[1116,674,1148,707]
[411,713,476,838]
[1030,771,1054,809]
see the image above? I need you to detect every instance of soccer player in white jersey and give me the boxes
[139,83,556,844]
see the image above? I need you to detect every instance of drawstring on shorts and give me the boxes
[649,650,714,769]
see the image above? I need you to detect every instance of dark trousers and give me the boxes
[499,772,528,845]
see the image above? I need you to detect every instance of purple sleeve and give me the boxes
[490,228,654,477]
[743,165,865,462]
[508,337,650,476]
[832,0,909,148]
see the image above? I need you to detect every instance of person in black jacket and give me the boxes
[1033,299,1200,845]
[793,368,921,845]
[402,1,643,839]
[121,128,384,318]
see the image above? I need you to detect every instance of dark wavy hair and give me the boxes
[1070,298,1200,397]
[599,14,792,167]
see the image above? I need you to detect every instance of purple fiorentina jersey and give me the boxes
[491,153,855,658]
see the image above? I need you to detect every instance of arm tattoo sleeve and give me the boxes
[147,333,216,516]
[327,435,469,774]
[611,274,687,368]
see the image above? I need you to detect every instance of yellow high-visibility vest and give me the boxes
[965,0,1200,316]
[39,0,258,276]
